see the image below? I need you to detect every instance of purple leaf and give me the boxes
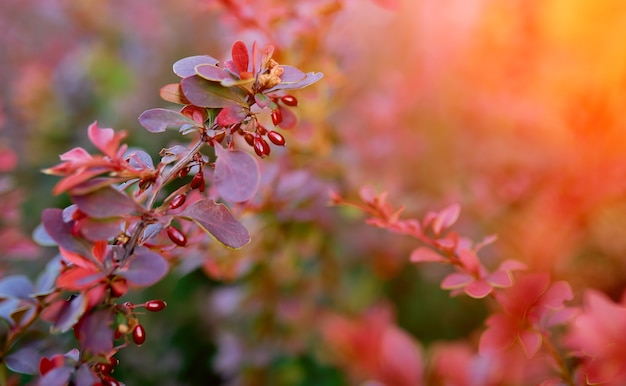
[74,364,98,386]
[35,256,62,297]
[118,247,169,287]
[268,71,324,92]
[77,309,114,355]
[181,75,247,108]
[6,347,40,374]
[173,55,219,78]
[72,187,143,219]
[213,145,260,203]
[80,218,123,241]
[0,275,33,300]
[277,65,306,83]
[181,199,250,249]
[41,209,84,254]
[196,64,232,82]
[0,299,19,324]
[37,366,73,386]
[52,294,88,333]
[138,108,199,133]
[277,105,297,129]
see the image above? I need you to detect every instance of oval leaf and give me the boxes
[6,347,40,374]
[173,55,219,78]
[181,75,247,108]
[77,309,114,355]
[268,72,323,92]
[38,366,73,386]
[159,83,191,105]
[231,40,249,73]
[196,64,231,82]
[71,187,143,219]
[138,108,199,133]
[181,199,250,249]
[0,275,33,300]
[119,248,169,287]
[52,294,88,333]
[41,209,84,254]
[214,145,260,202]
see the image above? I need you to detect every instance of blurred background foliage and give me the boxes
[2,0,626,384]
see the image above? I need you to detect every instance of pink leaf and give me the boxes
[59,147,92,163]
[441,272,472,289]
[213,145,260,203]
[487,270,513,288]
[464,280,493,299]
[231,40,249,74]
[479,314,515,355]
[432,203,460,234]
[518,330,542,358]
[379,326,424,386]
[409,247,445,263]
[541,281,573,309]
[180,199,250,249]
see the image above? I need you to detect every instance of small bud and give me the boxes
[271,109,283,126]
[267,130,285,146]
[281,95,298,106]
[145,300,167,312]
[169,194,186,209]
[167,226,187,247]
[132,324,146,346]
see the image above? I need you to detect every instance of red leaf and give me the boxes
[180,199,250,249]
[215,105,249,127]
[231,40,249,74]
[213,145,260,202]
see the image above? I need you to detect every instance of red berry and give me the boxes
[253,137,270,157]
[267,130,285,146]
[145,300,167,312]
[190,172,204,191]
[169,194,186,209]
[132,324,146,346]
[271,109,283,126]
[101,376,121,386]
[167,226,187,247]
[281,95,298,106]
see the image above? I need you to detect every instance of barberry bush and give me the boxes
[3,1,626,385]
